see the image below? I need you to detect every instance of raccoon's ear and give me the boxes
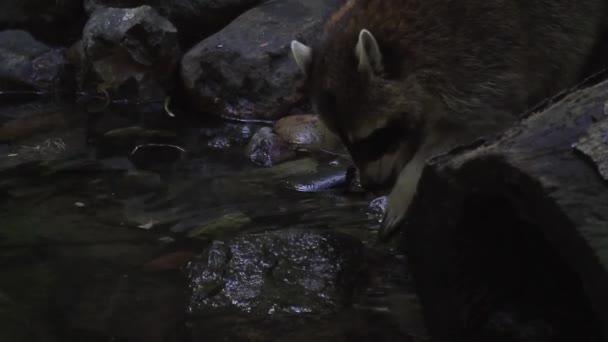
[291,40,312,75]
[355,29,383,75]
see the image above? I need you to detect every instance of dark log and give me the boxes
[403,79,608,342]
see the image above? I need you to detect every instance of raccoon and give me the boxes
[290,0,608,240]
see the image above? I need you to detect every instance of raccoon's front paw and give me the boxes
[378,186,414,241]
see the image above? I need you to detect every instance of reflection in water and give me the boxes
[0,114,427,342]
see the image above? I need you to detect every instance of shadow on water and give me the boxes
[0,103,427,342]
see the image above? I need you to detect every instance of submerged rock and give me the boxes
[245,127,296,167]
[81,6,180,108]
[274,114,343,153]
[186,229,368,315]
[181,0,346,121]
[0,30,69,90]
[0,128,87,174]
[0,102,81,143]
[187,211,252,239]
[84,0,267,47]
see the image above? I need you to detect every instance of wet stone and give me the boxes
[81,5,180,104]
[84,0,266,47]
[245,127,296,167]
[200,121,259,149]
[367,196,388,223]
[274,114,343,154]
[186,229,368,315]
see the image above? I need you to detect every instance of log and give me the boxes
[403,79,608,342]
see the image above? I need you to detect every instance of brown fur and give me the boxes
[292,0,608,238]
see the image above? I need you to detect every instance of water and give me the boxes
[0,107,427,342]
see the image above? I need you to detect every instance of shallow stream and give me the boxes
[0,104,427,342]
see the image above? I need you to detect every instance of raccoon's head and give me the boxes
[291,29,431,191]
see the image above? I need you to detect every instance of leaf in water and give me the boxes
[142,251,196,272]
[187,212,251,239]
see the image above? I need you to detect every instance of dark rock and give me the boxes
[200,121,259,150]
[81,6,180,108]
[84,0,267,47]
[0,0,84,45]
[245,127,295,167]
[185,229,368,315]
[403,79,608,341]
[0,30,70,90]
[181,0,346,121]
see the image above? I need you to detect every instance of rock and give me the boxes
[81,6,180,107]
[367,196,387,223]
[0,0,84,45]
[181,0,346,121]
[274,114,343,153]
[199,121,259,150]
[0,30,70,90]
[245,127,296,167]
[84,0,267,47]
[185,229,368,315]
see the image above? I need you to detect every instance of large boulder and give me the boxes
[181,0,346,121]
[80,6,180,108]
[0,30,69,91]
[84,0,268,47]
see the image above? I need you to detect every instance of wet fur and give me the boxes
[292,0,608,239]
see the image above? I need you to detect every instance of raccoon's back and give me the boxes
[320,0,608,113]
